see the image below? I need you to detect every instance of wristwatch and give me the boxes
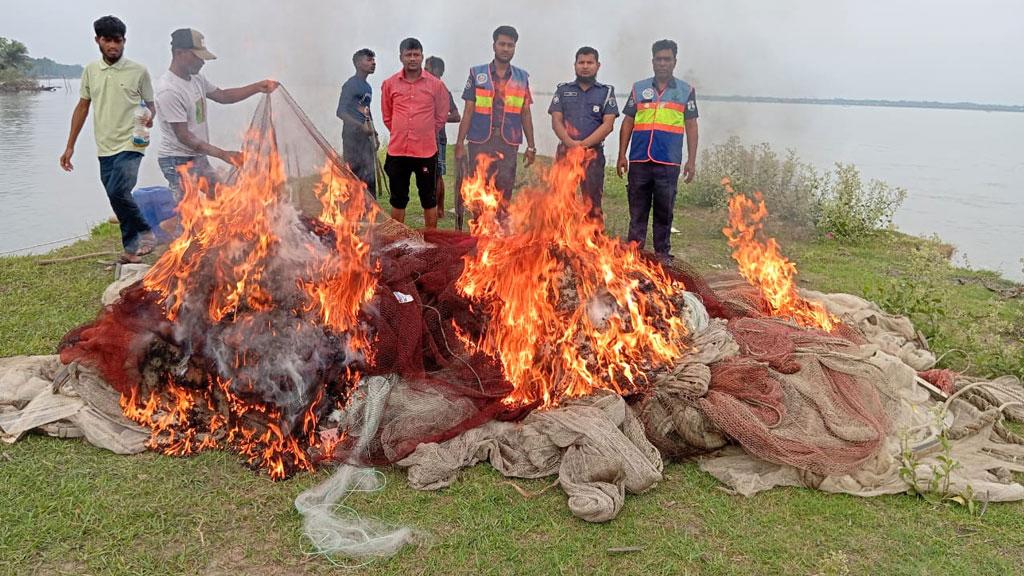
[526,146,537,153]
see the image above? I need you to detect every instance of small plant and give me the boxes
[864,276,947,340]
[863,246,949,340]
[814,550,851,576]
[898,414,978,512]
[816,163,907,240]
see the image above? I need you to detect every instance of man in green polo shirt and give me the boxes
[60,15,157,263]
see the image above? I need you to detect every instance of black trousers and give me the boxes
[384,153,438,209]
[556,145,606,218]
[626,161,681,256]
[342,128,377,197]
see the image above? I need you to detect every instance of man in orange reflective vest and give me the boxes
[454,25,537,202]
[616,39,699,262]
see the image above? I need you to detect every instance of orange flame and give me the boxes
[119,375,329,480]
[457,148,689,407]
[721,178,838,331]
[143,128,288,322]
[132,127,377,479]
[302,162,380,351]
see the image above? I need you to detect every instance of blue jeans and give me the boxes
[158,155,219,200]
[626,161,681,256]
[98,151,149,251]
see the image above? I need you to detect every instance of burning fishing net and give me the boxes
[38,84,1024,562]
[57,88,515,479]
[457,147,691,407]
[58,88,695,482]
[54,85,885,486]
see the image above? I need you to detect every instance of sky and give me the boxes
[2,0,1022,105]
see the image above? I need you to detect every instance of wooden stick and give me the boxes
[607,546,644,554]
[37,251,119,265]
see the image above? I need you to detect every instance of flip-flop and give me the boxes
[118,252,142,264]
[135,233,157,256]
[135,242,155,256]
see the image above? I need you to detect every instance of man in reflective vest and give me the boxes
[548,46,618,221]
[616,39,699,262]
[454,25,537,202]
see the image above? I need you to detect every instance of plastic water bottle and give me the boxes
[132,103,151,147]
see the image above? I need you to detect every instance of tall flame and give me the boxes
[302,162,381,350]
[721,177,838,331]
[129,126,377,479]
[457,148,689,407]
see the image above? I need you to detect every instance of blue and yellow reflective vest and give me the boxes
[627,76,694,165]
[467,63,530,146]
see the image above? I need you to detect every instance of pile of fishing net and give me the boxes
[3,87,1024,562]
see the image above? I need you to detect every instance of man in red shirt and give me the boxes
[381,37,449,228]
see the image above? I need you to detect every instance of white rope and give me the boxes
[294,375,418,562]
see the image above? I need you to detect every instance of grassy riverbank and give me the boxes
[1,164,1022,575]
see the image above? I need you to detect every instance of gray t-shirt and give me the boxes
[155,70,219,158]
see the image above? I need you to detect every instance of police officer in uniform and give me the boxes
[548,46,618,221]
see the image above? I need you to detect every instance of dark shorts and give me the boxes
[385,153,438,209]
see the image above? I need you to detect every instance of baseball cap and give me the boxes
[171,28,217,60]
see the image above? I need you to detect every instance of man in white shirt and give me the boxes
[155,28,277,198]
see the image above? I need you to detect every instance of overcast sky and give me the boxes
[2,0,1022,104]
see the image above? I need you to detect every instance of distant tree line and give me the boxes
[26,57,84,79]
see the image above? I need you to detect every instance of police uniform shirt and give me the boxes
[547,80,618,144]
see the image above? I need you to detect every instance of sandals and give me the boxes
[135,232,157,256]
[118,252,143,264]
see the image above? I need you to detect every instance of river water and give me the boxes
[1,80,1020,281]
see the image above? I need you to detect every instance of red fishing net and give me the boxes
[58,86,889,480]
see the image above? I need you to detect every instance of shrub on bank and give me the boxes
[817,163,907,240]
[684,136,906,240]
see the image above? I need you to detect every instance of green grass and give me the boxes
[2,161,1023,575]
